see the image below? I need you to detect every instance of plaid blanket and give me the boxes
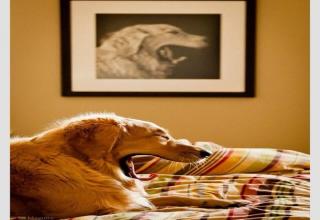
[72,142,311,220]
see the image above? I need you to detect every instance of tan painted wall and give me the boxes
[10,0,310,153]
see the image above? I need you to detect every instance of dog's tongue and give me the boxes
[126,157,158,181]
[159,47,187,64]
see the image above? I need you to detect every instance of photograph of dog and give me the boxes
[96,14,221,79]
[11,113,246,218]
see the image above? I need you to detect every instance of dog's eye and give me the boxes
[160,135,170,140]
[169,30,180,34]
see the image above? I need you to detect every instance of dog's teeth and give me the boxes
[125,156,158,181]
[158,46,187,64]
[172,56,187,64]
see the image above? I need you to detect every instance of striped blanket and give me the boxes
[74,142,310,220]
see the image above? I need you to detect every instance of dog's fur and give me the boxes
[96,24,207,78]
[11,113,243,218]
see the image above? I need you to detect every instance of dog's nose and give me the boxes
[200,149,212,158]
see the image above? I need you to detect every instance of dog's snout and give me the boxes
[199,149,212,158]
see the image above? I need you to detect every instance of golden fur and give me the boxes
[11,113,242,218]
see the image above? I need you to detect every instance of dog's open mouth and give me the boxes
[120,155,158,181]
[157,46,187,65]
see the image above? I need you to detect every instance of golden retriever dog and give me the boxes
[96,24,207,79]
[11,113,244,218]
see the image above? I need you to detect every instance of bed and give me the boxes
[68,142,310,220]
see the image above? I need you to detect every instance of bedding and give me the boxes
[70,142,310,219]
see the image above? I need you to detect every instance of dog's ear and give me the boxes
[114,28,149,56]
[64,119,122,159]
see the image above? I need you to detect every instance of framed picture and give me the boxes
[60,0,255,96]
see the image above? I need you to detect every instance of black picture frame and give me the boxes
[60,0,256,97]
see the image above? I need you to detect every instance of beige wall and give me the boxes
[11,0,310,153]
